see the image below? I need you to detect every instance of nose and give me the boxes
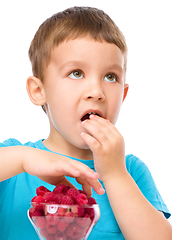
[83,79,105,101]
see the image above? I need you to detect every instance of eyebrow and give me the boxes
[59,61,124,74]
[59,61,86,71]
[108,64,124,74]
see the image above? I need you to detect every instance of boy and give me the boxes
[0,6,172,240]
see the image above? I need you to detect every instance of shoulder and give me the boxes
[0,138,22,147]
[125,154,146,168]
[0,138,45,148]
[125,154,150,182]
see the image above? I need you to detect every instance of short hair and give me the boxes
[29,6,128,83]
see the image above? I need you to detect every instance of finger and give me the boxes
[69,160,100,180]
[62,160,105,195]
[90,114,118,135]
[58,177,77,188]
[86,177,105,195]
[52,158,98,181]
[81,131,100,153]
[76,174,105,195]
[56,160,81,177]
[81,119,109,143]
[76,177,92,197]
[85,115,115,137]
[81,118,119,149]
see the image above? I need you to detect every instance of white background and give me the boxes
[0,0,172,223]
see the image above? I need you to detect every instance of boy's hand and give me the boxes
[81,114,127,182]
[22,147,104,197]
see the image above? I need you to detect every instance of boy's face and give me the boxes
[42,37,128,152]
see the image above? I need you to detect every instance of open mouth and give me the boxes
[81,112,101,122]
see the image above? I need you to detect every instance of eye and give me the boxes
[104,73,117,82]
[69,70,84,79]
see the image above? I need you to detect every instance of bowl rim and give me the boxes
[30,202,99,208]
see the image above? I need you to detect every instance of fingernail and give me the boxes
[89,114,96,119]
[100,187,105,194]
[81,119,88,124]
[94,172,99,178]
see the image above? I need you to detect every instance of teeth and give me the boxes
[88,112,98,115]
[81,112,100,121]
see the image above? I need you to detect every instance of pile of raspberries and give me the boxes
[29,184,97,240]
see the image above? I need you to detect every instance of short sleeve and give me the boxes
[126,154,171,219]
[0,138,22,209]
[0,139,22,238]
[0,138,22,147]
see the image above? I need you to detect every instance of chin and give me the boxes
[71,138,90,151]
[76,141,90,150]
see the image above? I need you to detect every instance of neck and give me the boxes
[43,134,93,160]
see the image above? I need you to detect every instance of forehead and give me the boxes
[49,38,125,71]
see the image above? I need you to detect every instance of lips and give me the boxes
[81,109,103,121]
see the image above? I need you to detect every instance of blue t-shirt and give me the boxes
[0,138,170,240]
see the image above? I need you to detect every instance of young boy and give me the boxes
[0,6,171,240]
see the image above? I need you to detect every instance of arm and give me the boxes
[0,146,24,181]
[0,146,104,196]
[104,171,172,240]
[81,115,172,240]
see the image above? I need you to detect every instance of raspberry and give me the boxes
[64,211,75,223]
[29,207,44,218]
[46,235,56,240]
[66,188,79,201]
[36,186,50,196]
[57,219,68,232]
[31,195,45,210]
[75,214,91,228]
[30,183,98,239]
[40,228,49,238]
[61,195,74,205]
[47,201,57,205]
[43,192,55,203]
[78,190,87,197]
[85,207,95,220]
[53,184,68,194]
[56,207,66,216]
[53,193,64,204]
[55,231,67,240]
[46,214,59,226]
[75,193,88,205]
[46,223,58,234]
[87,197,97,205]
[35,216,46,229]
[71,206,84,217]
[66,223,82,239]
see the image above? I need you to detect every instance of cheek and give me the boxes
[47,90,77,129]
[107,94,123,124]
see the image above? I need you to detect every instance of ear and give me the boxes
[26,76,46,106]
[122,83,129,102]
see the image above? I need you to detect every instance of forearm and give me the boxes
[0,146,104,196]
[103,171,172,240]
[80,116,172,238]
[0,146,26,181]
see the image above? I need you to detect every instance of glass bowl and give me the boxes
[28,202,100,240]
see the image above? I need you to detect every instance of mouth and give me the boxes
[81,110,103,122]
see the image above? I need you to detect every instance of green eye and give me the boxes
[69,70,83,79]
[104,73,117,82]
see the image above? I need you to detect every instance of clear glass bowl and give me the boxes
[28,203,100,240]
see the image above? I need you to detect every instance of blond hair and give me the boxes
[29,6,127,83]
